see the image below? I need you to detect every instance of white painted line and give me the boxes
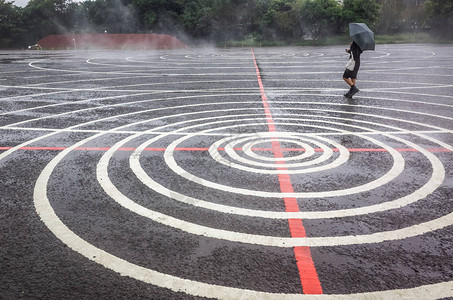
[241,137,316,162]
[19,46,453,299]
[207,133,339,174]
[33,149,453,298]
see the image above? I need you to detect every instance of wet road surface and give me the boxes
[1,45,453,299]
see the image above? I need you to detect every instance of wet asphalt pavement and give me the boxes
[0,44,452,299]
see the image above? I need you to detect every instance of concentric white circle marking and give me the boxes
[87,108,444,221]
[28,128,448,248]
[7,46,451,299]
[162,127,403,197]
[241,138,315,162]
[32,130,453,298]
[208,134,342,173]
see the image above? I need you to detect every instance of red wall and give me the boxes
[37,34,187,50]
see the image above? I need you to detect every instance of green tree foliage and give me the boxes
[402,0,426,32]
[376,0,406,34]
[1,0,450,49]
[131,0,183,33]
[207,0,264,41]
[261,0,301,40]
[0,0,23,48]
[299,0,342,39]
[21,0,72,44]
[82,0,138,33]
[424,0,453,38]
[180,0,213,38]
[342,0,381,29]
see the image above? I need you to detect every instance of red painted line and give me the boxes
[242,148,452,153]
[251,47,323,295]
[175,147,210,151]
[0,146,451,153]
[21,146,67,151]
[427,148,452,152]
[76,147,111,151]
[118,147,137,151]
[144,147,167,151]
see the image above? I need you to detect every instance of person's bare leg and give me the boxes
[343,78,353,97]
[349,78,359,96]
[343,77,359,97]
[343,77,354,87]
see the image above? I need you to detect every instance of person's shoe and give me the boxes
[344,91,352,98]
[350,86,360,96]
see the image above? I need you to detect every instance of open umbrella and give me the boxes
[349,23,375,51]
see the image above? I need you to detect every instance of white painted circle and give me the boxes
[211,135,335,169]
[241,138,315,162]
[14,47,453,298]
[206,132,348,174]
[127,131,445,220]
[162,128,402,197]
[32,133,452,298]
[27,128,446,249]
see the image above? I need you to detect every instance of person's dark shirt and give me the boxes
[348,41,362,73]
[350,41,362,63]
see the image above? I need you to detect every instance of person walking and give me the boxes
[343,41,362,98]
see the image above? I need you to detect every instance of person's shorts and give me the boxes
[343,68,358,79]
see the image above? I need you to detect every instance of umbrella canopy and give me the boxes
[349,23,375,51]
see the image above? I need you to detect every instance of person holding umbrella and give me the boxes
[343,23,375,98]
[343,41,362,98]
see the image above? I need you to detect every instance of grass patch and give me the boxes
[217,32,452,48]
[375,32,450,44]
